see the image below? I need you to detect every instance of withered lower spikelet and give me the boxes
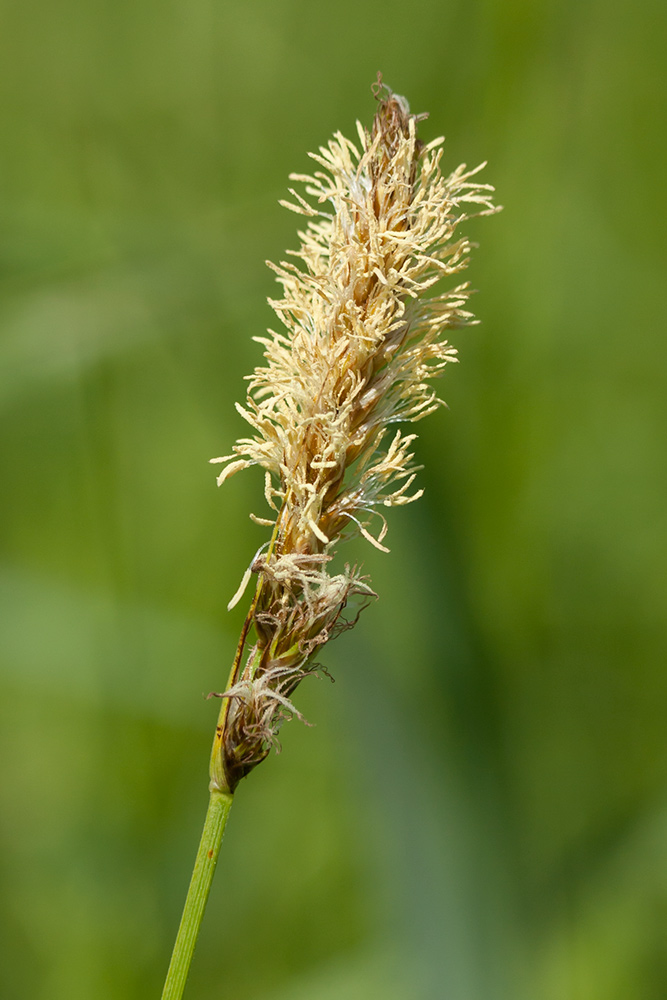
[210,80,499,791]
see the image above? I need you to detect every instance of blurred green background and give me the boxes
[1,0,666,997]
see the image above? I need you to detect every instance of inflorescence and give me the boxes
[210,79,499,791]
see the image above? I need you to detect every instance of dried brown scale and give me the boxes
[211,82,499,791]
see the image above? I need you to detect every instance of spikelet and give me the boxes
[210,79,499,791]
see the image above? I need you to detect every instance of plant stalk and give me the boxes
[161,574,265,1000]
[160,787,233,1000]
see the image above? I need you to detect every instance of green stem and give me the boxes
[161,534,271,998]
[161,789,234,1000]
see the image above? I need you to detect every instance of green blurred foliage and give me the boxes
[1,0,666,997]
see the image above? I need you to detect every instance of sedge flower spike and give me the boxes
[210,80,499,793]
[161,82,499,1000]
